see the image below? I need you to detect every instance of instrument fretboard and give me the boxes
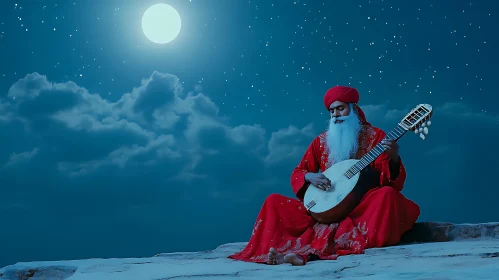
[344,124,407,178]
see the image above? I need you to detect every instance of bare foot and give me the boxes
[267,248,284,265]
[284,253,305,266]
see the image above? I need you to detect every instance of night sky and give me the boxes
[1,0,498,267]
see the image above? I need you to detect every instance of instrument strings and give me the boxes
[310,173,348,205]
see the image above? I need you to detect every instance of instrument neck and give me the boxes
[344,124,407,178]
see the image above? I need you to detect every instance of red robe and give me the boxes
[228,125,420,263]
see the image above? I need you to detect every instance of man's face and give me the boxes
[328,101,351,123]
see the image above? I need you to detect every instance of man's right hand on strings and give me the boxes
[305,173,332,191]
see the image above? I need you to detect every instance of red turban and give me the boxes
[323,86,359,109]
[324,86,370,125]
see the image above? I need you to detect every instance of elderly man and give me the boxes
[228,86,420,265]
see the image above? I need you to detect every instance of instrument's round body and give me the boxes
[303,159,361,224]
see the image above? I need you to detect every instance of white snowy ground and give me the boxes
[1,239,498,280]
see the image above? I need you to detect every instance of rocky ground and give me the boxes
[1,222,498,280]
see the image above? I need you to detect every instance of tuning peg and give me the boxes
[418,127,424,133]
[414,129,418,134]
[423,127,429,134]
[422,123,426,127]
[426,120,432,126]
[420,133,426,140]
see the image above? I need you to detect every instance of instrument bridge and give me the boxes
[305,200,316,210]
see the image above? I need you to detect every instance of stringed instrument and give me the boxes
[303,104,433,224]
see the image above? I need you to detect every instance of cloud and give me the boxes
[0,72,312,221]
[0,71,324,189]
[3,72,260,176]
[439,102,499,123]
[265,124,316,165]
[3,147,39,168]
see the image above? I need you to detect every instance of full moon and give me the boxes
[141,3,181,44]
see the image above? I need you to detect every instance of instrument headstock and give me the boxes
[399,104,433,140]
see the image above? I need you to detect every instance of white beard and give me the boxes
[325,110,362,164]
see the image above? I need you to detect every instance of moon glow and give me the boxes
[142,3,181,44]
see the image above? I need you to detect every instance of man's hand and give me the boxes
[381,139,399,162]
[305,173,331,191]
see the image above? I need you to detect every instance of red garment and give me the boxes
[228,125,420,263]
[324,86,359,109]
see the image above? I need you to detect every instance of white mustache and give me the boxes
[331,116,348,123]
